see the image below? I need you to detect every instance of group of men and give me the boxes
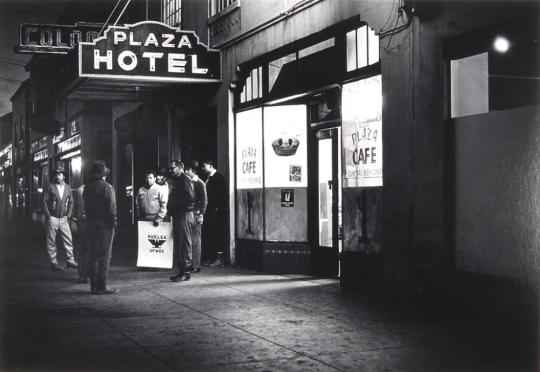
[136,160,226,282]
[42,158,226,295]
[43,160,118,294]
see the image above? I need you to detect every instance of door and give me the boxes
[312,127,342,276]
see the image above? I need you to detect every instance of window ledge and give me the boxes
[208,0,240,26]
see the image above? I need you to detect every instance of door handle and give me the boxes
[328,180,332,190]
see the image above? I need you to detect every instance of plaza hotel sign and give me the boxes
[17,21,221,83]
[79,21,221,83]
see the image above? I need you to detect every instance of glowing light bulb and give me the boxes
[493,36,510,53]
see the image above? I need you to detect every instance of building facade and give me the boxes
[13,0,540,308]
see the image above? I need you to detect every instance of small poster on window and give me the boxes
[289,165,302,182]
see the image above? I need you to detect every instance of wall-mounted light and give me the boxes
[493,36,510,53]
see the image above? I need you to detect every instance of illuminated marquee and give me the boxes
[79,21,221,83]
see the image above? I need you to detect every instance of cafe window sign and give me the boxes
[236,108,263,189]
[79,21,221,83]
[264,105,307,188]
[342,76,383,187]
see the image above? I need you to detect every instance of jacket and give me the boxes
[136,183,168,221]
[205,171,226,212]
[192,176,207,216]
[42,182,72,219]
[83,178,117,228]
[167,172,194,217]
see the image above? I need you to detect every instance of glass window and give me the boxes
[268,54,296,92]
[209,0,237,17]
[357,26,368,69]
[368,27,380,65]
[263,105,307,188]
[236,108,263,189]
[347,25,379,72]
[342,76,383,188]
[450,53,489,118]
[298,38,335,59]
[239,66,264,103]
[162,0,181,27]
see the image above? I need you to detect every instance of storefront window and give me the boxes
[263,105,307,188]
[236,108,263,189]
[342,75,383,187]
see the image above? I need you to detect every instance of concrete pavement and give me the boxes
[0,219,537,371]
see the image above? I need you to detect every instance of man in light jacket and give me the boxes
[136,170,168,226]
[42,163,78,271]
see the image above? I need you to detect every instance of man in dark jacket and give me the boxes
[202,160,226,267]
[185,161,207,273]
[167,160,195,282]
[42,163,77,271]
[83,160,119,295]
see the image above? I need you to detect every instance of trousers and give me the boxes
[202,209,226,262]
[192,213,203,269]
[173,212,194,272]
[45,216,75,264]
[86,220,115,291]
[70,219,89,280]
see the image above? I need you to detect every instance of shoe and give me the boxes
[192,268,201,273]
[170,273,190,282]
[51,262,64,271]
[208,259,224,267]
[93,288,120,295]
[66,261,78,269]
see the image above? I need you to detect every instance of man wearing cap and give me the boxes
[83,160,119,295]
[42,163,77,271]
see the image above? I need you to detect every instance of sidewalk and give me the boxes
[0,219,537,371]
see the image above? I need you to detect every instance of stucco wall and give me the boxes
[454,106,540,282]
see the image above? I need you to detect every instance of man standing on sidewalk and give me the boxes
[83,160,119,295]
[185,161,207,274]
[42,164,78,272]
[167,160,195,282]
[202,160,226,267]
[136,170,168,226]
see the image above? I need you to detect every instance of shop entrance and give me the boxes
[311,126,342,276]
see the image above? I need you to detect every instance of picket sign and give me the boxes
[137,220,174,268]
